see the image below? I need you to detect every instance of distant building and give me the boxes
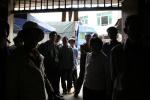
[79,11,122,35]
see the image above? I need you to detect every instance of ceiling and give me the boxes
[14,0,122,12]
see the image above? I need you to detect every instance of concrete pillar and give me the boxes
[8,14,14,46]
[74,11,78,21]
[62,12,66,22]
[7,0,15,45]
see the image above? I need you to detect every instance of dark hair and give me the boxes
[107,27,118,36]
[85,34,91,38]
[57,34,61,39]
[124,14,144,41]
[92,33,98,38]
[22,21,44,42]
[13,30,23,43]
[23,21,38,30]
[22,28,44,42]
[49,31,57,38]
[90,37,103,51]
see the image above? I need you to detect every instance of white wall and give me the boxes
[79,11,122,36]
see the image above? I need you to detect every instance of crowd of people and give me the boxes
[0,14,150,100]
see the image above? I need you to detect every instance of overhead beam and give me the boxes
[13,6,121,14]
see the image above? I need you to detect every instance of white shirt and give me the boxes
[84,51,111,90]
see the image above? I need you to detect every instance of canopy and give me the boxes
[79,25,96,33]
[14,16,55,34]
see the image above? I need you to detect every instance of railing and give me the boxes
[13,0,122,13]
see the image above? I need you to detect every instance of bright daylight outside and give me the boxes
[13,11,122,48]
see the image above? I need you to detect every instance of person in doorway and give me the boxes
[56,34,62,48]
[68,37,78,92]
[83,37,111,100]
[59,36,74,95]
[0,19,10,99]
[111,14,150,100]
[74,34,92,97]
[9,30,24,52]
[38,31,63,98]
[6,21,49,100]
[103,26,121,57]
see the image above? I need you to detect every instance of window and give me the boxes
[97,12,112,26]
[101,16,108,26]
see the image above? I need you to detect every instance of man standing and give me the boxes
[74,34,92,97]
[38,31,62,98]
[68,37,78,91]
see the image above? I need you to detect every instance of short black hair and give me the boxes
[107,27,118,36]
[49,31,57,38]
[90,37,103,51]
[22,27,44,42]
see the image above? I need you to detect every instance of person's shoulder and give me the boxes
[111,44,124,54]
[80,43,87,49]
[103,42,109,46]
[74,47,78,51]
[87,52,92,58]
[39,41,49,48]
[81,43,86,47]
[68,45,73,50]
[43,40,50,45]
[117,41,122,45]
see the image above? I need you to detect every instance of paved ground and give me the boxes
[63,93,83,100]
[61,65,83,100]
[60,65,83,100]
[61,87,83,100]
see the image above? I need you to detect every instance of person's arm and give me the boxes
[104,56,112,95]
[20,64,47,100]
[38,43,45,56]
[80,45,86,72]
[70,48,74,69]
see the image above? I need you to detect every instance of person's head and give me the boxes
[107,27,118,40]
[124,14,144,42]
[90,37,103,52]
[22,21,39,30]
[0,19,10,48]
[49,31,57,42]
[62,36,68,46]
[85,34,92,44]
[22,21,44,50]
[68,37,76,47]
[56,34,61,43]
[92,33,98,38]
[13,30,24,47]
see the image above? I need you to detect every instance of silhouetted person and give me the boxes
[92,33,98,38]
[111,15,150,100]
[38,31,63,98]
[103,27,121,56]
[74,34,92,97]
[9,30,24,52]
[59,36,74,94]
[0,19,10,100]
[83,37,111,100]
[68,37,78,91]
[56,34,62,47]
[6,21,49,100]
